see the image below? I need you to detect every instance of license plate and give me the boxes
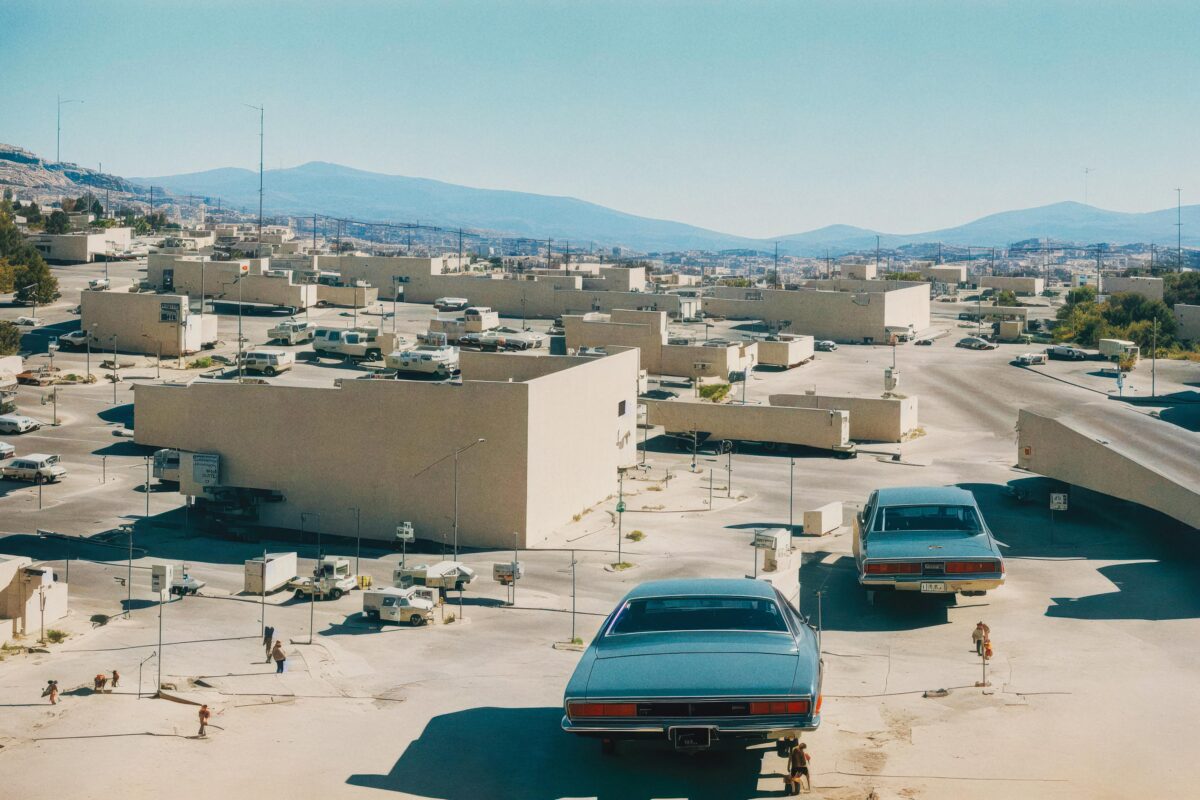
[920,582,946,593]
[671,728,712,749]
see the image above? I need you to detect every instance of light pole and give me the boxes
[144,456,151,519]
[244,104,264,250]
[123,524,133,618]
[220,276,246,381]
[56,96,82,163]
[413,438,487,561]
[110,335,118,404]
[19,283,37,326]
[349,506,361,576]
[138,650,156,699]
[788,457,795,534]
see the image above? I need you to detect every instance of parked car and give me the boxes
[853,486,1005,599]
[170,572,207,596]
[1015,352,1047,366]
[0,442,14,459]
[312,327,383,360]
[241,349,294,376]
[0,414,41,434]
[1046,344,1088,361]
[956,336,996,350]
[815,340,837,352]
[267,320,315,345]
[561,578,822,754]
[914,337,934,346]
[56,330,92,350]
[1,453,66,483]
[15,316,42,327]
[433,296,470,312]
[385,346,459,377]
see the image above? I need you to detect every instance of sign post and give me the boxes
[396,522,414,568]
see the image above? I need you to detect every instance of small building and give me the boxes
[0,555,68,643]
[841,263,877,281]
[1174,304,1200,343]
[80,289,217,357]
[27,227,132,263]
[1101,275,1164,302]
[979,275,1045,296]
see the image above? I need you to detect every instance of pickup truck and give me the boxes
[394,561,476,593]
[363,586,437,626]
[312,327,383,360]
[385,345,459,377]
[288,557,359,600]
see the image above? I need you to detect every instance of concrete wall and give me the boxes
[645,399,850,451]
[315,255,451,300]
[770,393,918,443]
[133,351,638,548]
[703,283,930,343]
[757,337,815,368]
[921,265,967,284]
[317,284,378,308]
[80,290,215,357]
[842,263,877,280]
[405,272,684,319]
[659,341,755,380]
[1174,304,1200,342]
[0,556,67,636]
[1102,275,1164,301]
[980,276,1045,295]
[28,228,132,263]
[148,257,315,309]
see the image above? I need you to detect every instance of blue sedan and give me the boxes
[562,578,822,754]
[854,486,1005,598]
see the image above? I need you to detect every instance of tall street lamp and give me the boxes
[413,438,487,561]
[56,96,82,163]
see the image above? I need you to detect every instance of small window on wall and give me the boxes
[618,400,627,416]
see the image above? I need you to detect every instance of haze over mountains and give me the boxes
[0,150,1174,255]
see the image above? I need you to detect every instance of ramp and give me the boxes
[1016,404,1200,529]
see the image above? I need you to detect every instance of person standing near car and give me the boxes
[972,621,990,656]
[262,625,275,663]
[787,742,811,794]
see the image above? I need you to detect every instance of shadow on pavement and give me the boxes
[96,404,134,426]
[796,551,953,632]
[346,706,773,800]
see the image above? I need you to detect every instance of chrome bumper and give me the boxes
[561,715,820,738]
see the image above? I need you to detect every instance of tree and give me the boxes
[1164,271,1200,307]
[23,202,41,224]
[995,289,1019,307]
[884,271,925,281]
[0,257,15,294]
[44,210,70,234]
[132,216,151,235]
[0,321,20,356]
[14,259,59,305]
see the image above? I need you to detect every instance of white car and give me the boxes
[815,340,838,352]
[1,454,65,483]
[433,297,470,312]
[0,442,14,459]
[1015,352,1047,366]
[0,414,41,434]
[56,330,91,350]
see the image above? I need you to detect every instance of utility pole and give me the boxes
[774,242,780,289]
[312,213,317,251]
[788,457,795,534]
[1084,167,1093,205]
[875,235,880,272]
[56,96,82,163]
[245,104,265,251]
[1176,188,1183,270]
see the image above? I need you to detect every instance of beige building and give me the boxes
[314,255,456,300]
[0,555,67,642]
[979,275,1045,296]
[147,256,317,311]
[770,392,918,443]
[1174,304,1200,342]
[80,289,217,357]
[841,263,877,281]
[756,336,815,369]
[702,279,931,343]
[918,264,967,284]
[1101,275,1164,301]
[132,350,639,548]
[27,227,132,263]
[564,309,755,379]
[644,398,851,453]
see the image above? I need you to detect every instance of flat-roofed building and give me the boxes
[1101,275,1164,301]
[132,350,639,548]
[80,289,217,357]
[1174,303,1200,342]
[27,227,132,263]
[979,275,1045,296]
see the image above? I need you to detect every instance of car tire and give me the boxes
[408,615,423,627]
[264,367,277,376]
[331,588,344,600]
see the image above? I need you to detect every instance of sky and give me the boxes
[1,0,1197,238]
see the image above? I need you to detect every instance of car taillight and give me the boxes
[749,700,810,715]
[814,695,823,714]
[945,560,1001,574]
[567,702,637,719]
[864,562,920,575]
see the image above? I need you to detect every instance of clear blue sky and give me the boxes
[1,0,1196,238]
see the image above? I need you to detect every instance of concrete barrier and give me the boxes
[803,502,842,536]
[757,337,815,369]
[770,393,918,443]
[645,398,850,453]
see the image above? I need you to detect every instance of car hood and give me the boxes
[864,532,1000,561]
[581,632,804,699]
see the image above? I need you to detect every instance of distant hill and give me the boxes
[0,142,134,194]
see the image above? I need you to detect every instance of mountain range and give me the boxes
[3,142,1196,255]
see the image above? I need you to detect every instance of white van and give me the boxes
[433,297,470,312]
[0,414,41,434]
[242,349,294,376]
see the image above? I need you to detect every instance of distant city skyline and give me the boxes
[1,1,1197,238]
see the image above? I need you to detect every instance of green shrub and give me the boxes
[187,356,214,369]
[698,382,731,402]
[46,629,67,643]
[626,530,645,542]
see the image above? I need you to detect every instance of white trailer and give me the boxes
[1099,338,1139,360]
[244,552,299,594]
[362,585,437,625]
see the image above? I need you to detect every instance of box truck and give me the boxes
[244,552,299,594]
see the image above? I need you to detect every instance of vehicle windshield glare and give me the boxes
[607,595,788,635]
[874,504,982,533]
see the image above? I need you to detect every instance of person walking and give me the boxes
[786,742,811,794]
[43,680,59,705]
[111,669,120,689]
[94,673,108,692]
[262,625,275,663]
[198,704,211,737]
[271,641,286,674]
[972,621,990,656]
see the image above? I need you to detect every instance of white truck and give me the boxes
[244,552,299,594]
[312,327,383,360]
[153,448,181,484]
[1099,338,1139,361]
[268,320,316,345]
[288,557,359,600]
[362,585,437,626]
[394,561,477,593]
[385,345,460,377]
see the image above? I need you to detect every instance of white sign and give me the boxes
[1050,493,1069,511]
[151,563,174,593]
[190,453,220,487]
[395,523,414,542]
[753,529,786,550]
[160,301,181,323]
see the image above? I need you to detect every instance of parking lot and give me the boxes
[1,259,1198,799]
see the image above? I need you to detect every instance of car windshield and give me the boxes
[874,504,982,533]
[607,595,789,635]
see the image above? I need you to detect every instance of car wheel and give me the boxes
[264,366,277,376]
[408,615,423,627]
[34,473,45,485]
[331,588,344,600]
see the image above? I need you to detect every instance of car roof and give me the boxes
[623,578,777,601]
[22,453,54,460]
[875,485,977,506]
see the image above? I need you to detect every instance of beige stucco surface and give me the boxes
[644,398,850,451]
[80,289,214,356]
[980,275,1044,295]
[769,392,918,442]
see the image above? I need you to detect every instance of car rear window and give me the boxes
[607,596,788,634]
[874,504,982,533]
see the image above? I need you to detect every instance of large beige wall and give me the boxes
[80,290,212,356]
[317,284,379,308]
[1174,304,1200,342]
[659,342,755,379]
[922,265,967,284]
[315,255,449,300]
[980,276,1044,295]
[770,393,918,443]
[702,283,929,343]
[563,313,666,371]
[1102,275,1164,301]
[405,273,685,319]
[148,257,246,297]
[645,399,849,451]
[133,352,639,548]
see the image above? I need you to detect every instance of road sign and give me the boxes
[616,501,626,514]
[190,453,220,487]
[1050,493,1068,511]
[396,523,414,542]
